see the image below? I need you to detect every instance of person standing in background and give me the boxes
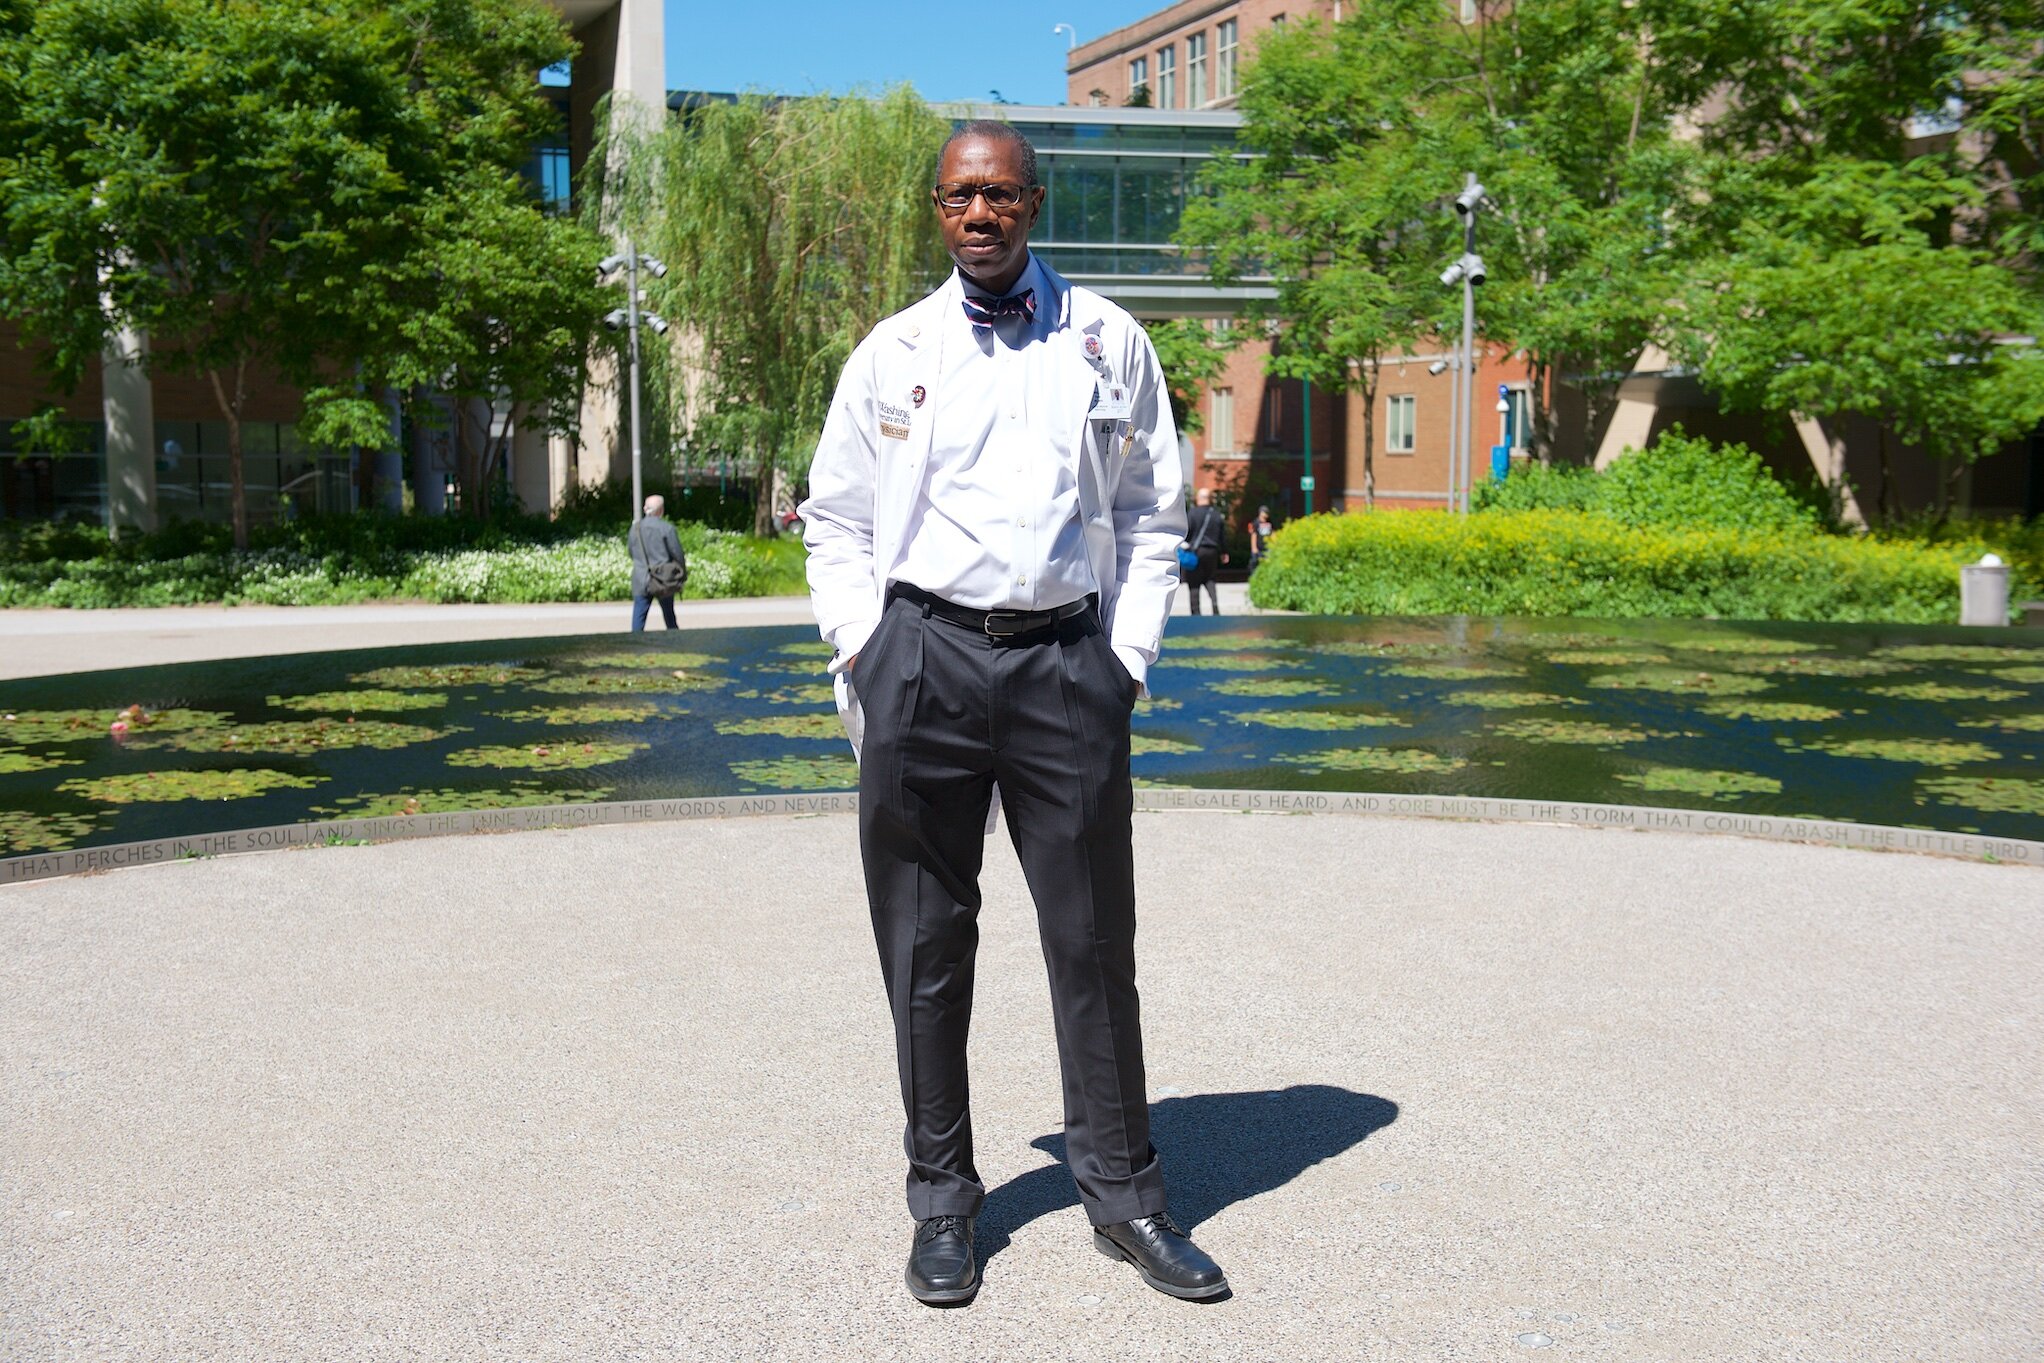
[1248,504,1276,574]
[627,494,686,631]
[1181,488,1226,615]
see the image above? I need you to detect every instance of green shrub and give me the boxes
[1248,508,2026,623]
[1595,428,1822,534]
[1874,513,2044,598]
[1470,461,1598,514]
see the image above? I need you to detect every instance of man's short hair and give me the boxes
[644,494,665,516]
[940,120,1039,188]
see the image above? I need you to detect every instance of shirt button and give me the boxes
[1016,575,1028,586]
[1016,516,1027,527]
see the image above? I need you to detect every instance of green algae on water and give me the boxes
[60,768,324,804]
[1586,668,1773,697]
[1494,718,1652,746]
[1916,775,2044,817]
[1699,699,1842,722]
[1782,736,2001,765]
[1134,695,1183,713]
[733,682,837,706]
[774,640,836,657]
[1875,644,2036,664]
[0,809,100,854]
[445,740,647,771]
[271,689,448,713]
[1545,649,1670,666]
[313,784,615,817]
[730,754,859,790]
[1866,681,2025,703]
[1166,631,1300,651]
[1614,766,1782,798]
[1156,654,1304,672]
[351,664,544,688]
[1305,639,1459,658]
[1664,637,1830,655]
[1441,690,1582,711]
[1208,678,1339,698]
[1381,661,1521,680]
[1957,712,2044,734]
[1275,746,1468,775]
[715,713,845,739]
[1225,708,1405,730]
[1131,734,1203,756]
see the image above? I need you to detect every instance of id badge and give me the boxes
[1092,375,1134,422]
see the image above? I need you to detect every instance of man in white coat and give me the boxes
[800,121,1227,1306]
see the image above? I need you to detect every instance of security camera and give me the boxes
[1453,182,1487,216]
[598,253,627,275]
[1462,253,1487,285]
[603,308,629,331]
[1440,260,1467,287]
[1428,360,1450,376]
[640,256,669,279]
[644,313,670,335]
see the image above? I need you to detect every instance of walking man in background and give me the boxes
[801,120,1228,1306]
[628,494,686,631]
[1182,487,1226,615]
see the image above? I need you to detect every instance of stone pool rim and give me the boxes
[4,787,2037,886]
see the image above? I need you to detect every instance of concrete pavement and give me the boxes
[0,584,1277,679]
[3,810,2037,1361]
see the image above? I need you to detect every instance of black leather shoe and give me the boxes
[905,1215,978,1304]
[1094,1212,1229,1300]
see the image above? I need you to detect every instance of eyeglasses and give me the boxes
[934,182,1034,211]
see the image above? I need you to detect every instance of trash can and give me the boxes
[1959,554,2010,627]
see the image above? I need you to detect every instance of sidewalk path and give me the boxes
[0,584,1278,679]
[3,810,2035,1361]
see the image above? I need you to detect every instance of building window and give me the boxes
[1156,44,1177,109]
[1211,388,1235,454]
[1264,387,1283,443]
[1187,32,1208,107]
[1216,20,1238,98]
[1388,394,1416,453]
[1128,56,1147,100]
[1271,13,1288,27]
[1088,88,1108,107]
[1460,0,1476,21]
[1505,387,1531,453]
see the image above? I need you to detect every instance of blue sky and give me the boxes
[663,1,1175,107]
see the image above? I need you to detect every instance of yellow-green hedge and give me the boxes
[1246,509,2023,623]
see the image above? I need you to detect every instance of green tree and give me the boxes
[0,0,577,546]
[1143,318,1234,438]
[595,88,948,535]
[1186,3,1700,466]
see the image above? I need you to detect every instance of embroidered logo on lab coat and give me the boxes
[878,401,912,441]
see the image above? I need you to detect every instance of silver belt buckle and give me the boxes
[984,610,1026,637]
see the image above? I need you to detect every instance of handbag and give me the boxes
[1176,544,1201,573]
[636,520,687,599]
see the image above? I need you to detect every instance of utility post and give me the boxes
[1301,375,1315,516]
[599,242,669,521]
[1440,175,1487,512]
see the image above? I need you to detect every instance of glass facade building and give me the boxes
[955,105,1273,317]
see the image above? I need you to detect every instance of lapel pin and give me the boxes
[911,385,926,408]
[1083,334,1103,359]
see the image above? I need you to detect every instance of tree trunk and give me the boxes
[753,453,775,537]
[207,362,250,551]
[1359,364,1378,509]
[1876,424,1896,526]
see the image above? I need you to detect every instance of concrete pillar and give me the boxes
[1593,345,1670,470]
[1791,412,1867,528]
[511,411,554,514]
[99,326,157,535]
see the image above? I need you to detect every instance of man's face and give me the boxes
[933,135,1043,295]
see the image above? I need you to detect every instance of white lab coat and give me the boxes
[800,261,1186,770]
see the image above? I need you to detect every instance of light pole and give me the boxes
[1439,175,1487,512]
[599,242,669,521]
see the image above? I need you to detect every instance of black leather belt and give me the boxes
[890,583,1092,638]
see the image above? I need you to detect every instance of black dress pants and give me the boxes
[851,590,1168,1227]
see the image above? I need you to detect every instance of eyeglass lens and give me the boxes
[937,183,1026,209]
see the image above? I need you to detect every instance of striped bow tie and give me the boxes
[961,288,1036,329]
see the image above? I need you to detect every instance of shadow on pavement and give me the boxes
[977,1084,1398,1266]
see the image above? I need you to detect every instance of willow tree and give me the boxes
[596,88,949,534]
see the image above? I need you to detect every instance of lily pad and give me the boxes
[730,754,859,790]
[1155,654,1304,672]
[532,671,729,695]
[0,747,83,774]
[1275,746,1467,774]
[351,664,544,688]
[574,651,723,670]
[1865,681,2025,703]
[0,809,101,854]
[1381,662,1521,680]
[1586,668,1774,697]
[1306,640,1459,658]
[493,701,672,725]
[752,659,829,675]
[1225,708,1406,730]
[1699,700,1842,722]
[1984,665,2044,684]
[1166,631,1299,650]
[734,683,837,706]
[1614,766,1782,798]
[715,714,845,740]
[1441,690,1582,710]
[1664,637,1829,655]
[270,689,448,713]
[1133,695,1182,713]
[1783,737,2001,765]
[1915,775,2044,817]
[1,708,231,745]
[313,785,615,817]
[1875,644,2035,664]
[1718,655,1908,677]
[1131,734,1203,756]
[127,719,459,755]
[1958,712,2044,734]
[445,741,647,771]
[1208,678,1339,698]
[1495,719,1652,746]
[774,640,836,657]
[447,739,645,772]
[60,769,324,804]
[1546,649,1669,666]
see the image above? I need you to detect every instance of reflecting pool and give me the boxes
[3,615,2040,857]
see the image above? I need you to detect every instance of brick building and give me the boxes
[1065,0,1344,110]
